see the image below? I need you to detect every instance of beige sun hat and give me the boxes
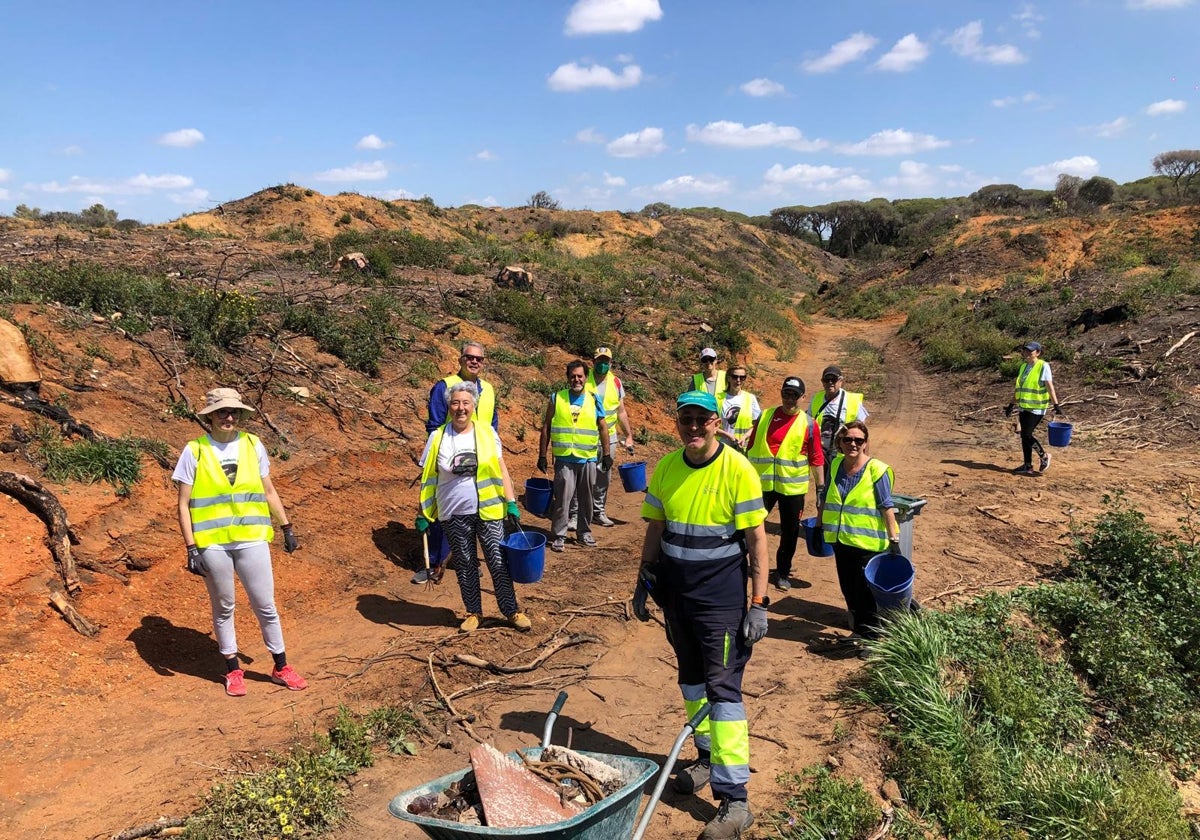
[197,387,255,415]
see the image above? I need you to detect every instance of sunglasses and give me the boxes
[841,437,866,446]
[822,376,840,383]
[462,354,485,362]
[729,374,746,381]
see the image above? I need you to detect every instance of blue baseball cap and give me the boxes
[676,390,718,412]
[1022,341,1043,351]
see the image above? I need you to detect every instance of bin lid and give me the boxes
[892,494,928,515]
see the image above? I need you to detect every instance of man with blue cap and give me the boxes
[631,390,769,839]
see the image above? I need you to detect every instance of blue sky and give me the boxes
[2,0,1198,223]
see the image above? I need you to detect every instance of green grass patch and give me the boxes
[764,765,881,839]
[834,338,885,400]
[31,420,165,496]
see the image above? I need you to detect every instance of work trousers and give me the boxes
[1018,410,1046,467]
[551,460,595,539]
[833,543,879,638]
[763,490,805,580]
[442,515,519,617]
[662,595,752,801]
[569,442,616,521]
[198,541,285,657]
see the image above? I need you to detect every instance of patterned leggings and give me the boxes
[442,515,520,617]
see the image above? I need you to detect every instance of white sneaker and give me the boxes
[594,512,615,527]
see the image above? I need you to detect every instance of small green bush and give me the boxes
[765,766,880,839]
[32,421,160,496]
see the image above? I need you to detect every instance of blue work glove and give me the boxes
[415,515,431,533]
[601,454,613,471]
[506,500,520,520]
[537,455,548,474]
[281,524,298,553]
[186,545,205,576]
[741,604,769,645]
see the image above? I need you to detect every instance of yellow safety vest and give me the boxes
[692,370,727,408]
[418,424,506,521]
[745,407,811,495]
[442,375,497,427]
[187,433,274,548]
[822,455,894,553]
[586,370,621,430]
[550,390,601,460]
[809,390,863,435]
[1014,361,1050,411]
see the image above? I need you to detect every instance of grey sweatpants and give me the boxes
[198,542,285,657]
[570,441,616,520]
[551,460,596,539]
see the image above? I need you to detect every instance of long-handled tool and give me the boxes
[422,529,444,588]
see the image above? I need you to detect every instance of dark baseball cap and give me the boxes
[1022,341,1043,351]
[821,365,843,380]
[781,376,805,395]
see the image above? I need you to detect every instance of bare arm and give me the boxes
[1047,380,1061,408]
[616,401,634,448]
[598,416,611,453]
[882,507,900,542]
[177,482,196,546]
[498,450,516,502]
[261,475,291,526]
[744,522,769,601]
[538,397,554,461]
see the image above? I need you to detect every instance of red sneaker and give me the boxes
[271,664,308,691]
[225,669,247,697]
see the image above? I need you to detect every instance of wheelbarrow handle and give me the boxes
[631,702,711,840]
[541,691,570,748]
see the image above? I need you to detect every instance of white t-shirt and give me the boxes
[419,425,505,519]
[172,434,272,550]
[721,391,761,435]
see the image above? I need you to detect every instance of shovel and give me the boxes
[422,529,444,588]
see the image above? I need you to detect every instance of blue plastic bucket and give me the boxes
[1047,421,1073,448]
[803,517,834,557]
[865,553,915,612]
[618,461,647,492]
[503,532,546,584]
[523,477,553,516]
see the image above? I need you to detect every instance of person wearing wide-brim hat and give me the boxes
[1005,341,1062,476]
[171,387,308,697]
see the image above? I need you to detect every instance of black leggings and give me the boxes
[833,543,879,637]
[763,491,805,579]
[1018,411,1046,467]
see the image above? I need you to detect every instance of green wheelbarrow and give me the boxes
[387,691,710,840]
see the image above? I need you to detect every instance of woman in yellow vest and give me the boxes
[173,388,307,697]
[417,383,530,632]
[1005,341,1061,476]
[819,421,900,643]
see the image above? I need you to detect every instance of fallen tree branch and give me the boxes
[428,652,483,743]
[453,633,601,674]
[975,505,1012,524]
[1164,330,1197,358]
[0,471,81,593]
[48,584,99,637]
[110,816,187,840]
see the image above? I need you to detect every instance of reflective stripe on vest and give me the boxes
[442,375,497,428]
[821,455,893,552]
[418,423,506,521]
[660,519,744,563]
[1014,361,1049,411]
[745,406,810,495]
[188,433,274,548]
[587,371,621,428]
[550,390,600,459]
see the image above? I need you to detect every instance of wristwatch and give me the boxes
[751,595,770,607]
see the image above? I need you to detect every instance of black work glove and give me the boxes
[741,604,769,644]
[282,524,298,553]
[537,455,548,474]
[185,545,205,576]
[889,537,902,555]
[632,582,651,622]
[1053,404,1062,415]
[1003,403,1015,418]
[601,454,613,472]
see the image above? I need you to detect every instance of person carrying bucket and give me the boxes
[630,390,769,840]
[417,382,530,632]
[1005,341,1062,476]
[819,421,901,650]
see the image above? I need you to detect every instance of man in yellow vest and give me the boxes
[537,360,611,553]
[692,347,727,406]
[1005,341,1061,475]
[631,390,769,840]
[418,342,498,584]
[716,365,760,452]
[809,365,867,482]
[577,346,635,527]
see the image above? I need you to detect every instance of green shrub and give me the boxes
[765,765,880,839]
[32,421,159,496]
[282,293,401,376]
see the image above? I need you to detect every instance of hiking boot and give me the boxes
[459,613,482,632]
[579,533,597,547]
[508,611,532,631]
[550,537,566,553]
[594,512,615,527]
[1039,451,1051,472]
[774,574,792,591]
[673,760,711,794]
[271,665,308,691]
[1013,465,1036,476]
[225,669,247,697]
[699,798,754,840]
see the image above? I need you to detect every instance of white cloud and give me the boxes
[157,128,205,148]
[0,168,10,182]
[576,127,606,144]
[874,34,929,72]
[1022,155,1100,186]
[1013,4,1044,38]
[802,32,878,73]
[168,188,210,206]
[0,188,10,200]
[603,172,626,186]
[763,163,856,186]
[686,121,827,152]
[314,161,388,182]
[370,188,417,201]
[60,145,83,156]
[946,21,1027,64]
[38,173,194,195]
[1146,98,1187,115]
[633,174,732,199]
[356,134,392,150]
[606,127,667,158]
[837,128,951,156]
[882,160,938,190]
[740,77,786,97]
[1127,0,1193,7]
[475,150,497,161]
[565,0,662,35]
[464,195,500,206]
[548,62,643,91]
[1093,116,1131,137]
[991,91,1041,107]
